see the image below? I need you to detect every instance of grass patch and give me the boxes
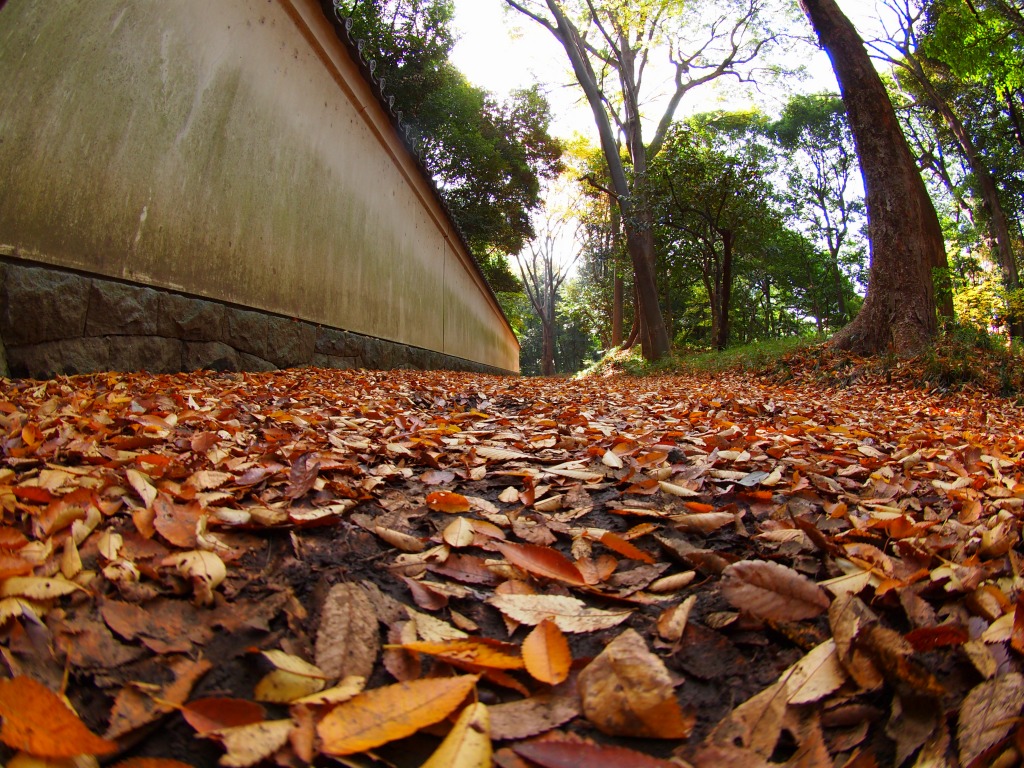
[577,337,819,378]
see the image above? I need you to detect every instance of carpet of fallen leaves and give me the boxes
[0,364,1023,767]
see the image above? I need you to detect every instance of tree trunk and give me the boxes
[541,313,556,376]
[800,0,942,355]
[611,203,624,347]
[713,230,734,351]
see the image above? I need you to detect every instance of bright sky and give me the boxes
[450,0,893,139]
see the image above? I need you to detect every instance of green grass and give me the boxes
[577,336,819,378]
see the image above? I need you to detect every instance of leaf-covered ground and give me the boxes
[0,364,1022,767]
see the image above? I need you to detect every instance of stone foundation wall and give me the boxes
[0,261,510,379]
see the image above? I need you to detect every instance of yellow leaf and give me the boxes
[317,675,479,756]
[443,517,476,548]
[254,651,327,703]
[421,703,491,768]
[0,576,84,600]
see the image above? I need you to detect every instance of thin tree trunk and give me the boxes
[714,230,734,351]
[611,204,624,347]
[801,0,941,355]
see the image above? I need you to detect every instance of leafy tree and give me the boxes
[799,0,947,354]
[503,0,791,361]
[512,188,583,375]
[869,0,1016,329]
[651,117,780,350]
[336,0,563,288]
[767,93,865,330]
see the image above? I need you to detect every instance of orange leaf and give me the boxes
[522,619,572,685]
[683,501,715,513]
[181,697,266,735]
[599,531,655,564]
[425,491,471,513]
[317,675,478,756]
[494,541,586,586]
[0,676,118,757]
[399,639,524,670]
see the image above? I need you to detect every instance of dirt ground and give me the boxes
[1,363,1022,767]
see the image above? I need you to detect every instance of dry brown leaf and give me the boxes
[209,719,294,768]
[780,639,847,704]
[487,593,632,633]
[317,674,478,756]
[577,628,693,739]
[656,594,696,642]
[315,583,379,680]
[513,740,683,767]
[720,560,830,621]
[488,691,580,740]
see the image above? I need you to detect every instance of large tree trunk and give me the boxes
[800,0,943,355]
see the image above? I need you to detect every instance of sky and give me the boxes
[450,0,894,139]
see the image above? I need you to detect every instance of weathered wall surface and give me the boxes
[0,0,519,377]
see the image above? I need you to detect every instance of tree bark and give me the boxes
[800,0,942,355]
[611,204,624,347]
[713,230,734,351]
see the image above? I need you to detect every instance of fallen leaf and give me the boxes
[522,619,572,685]
[181,698,266,735]
[493,541,586,586]
[513,740,681,768]
[720,560,830,621]
[487,593,632,633]
[656,595,696,642]
[577,628,693,738]
[420,702,491,768]
[254,650,327,703]
[0,576,84,600]
[209,719,294,768]
[315,582,379,680]
[317,675,478,756]
[780,639,847,704]
[0,676,117,757]
[488,691,580,740]
[426,491,471,513]
[399,639,524,670]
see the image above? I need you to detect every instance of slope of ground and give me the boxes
[0,365,1022,767]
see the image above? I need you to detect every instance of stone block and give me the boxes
[239,352,277,372]
[314,327,362,358]
[85,281,160,336]
[0,264,90,345]
[184,341,241,372]
[226,308,273,360]
[7,337,111,378]
[312,353,358,370]
[158,293,227,341]
[264,318,316,368]
[104,336,183,373]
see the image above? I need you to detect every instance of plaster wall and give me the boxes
[0,0,519,374]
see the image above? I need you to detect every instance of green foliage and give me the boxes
[576,336,817,378]
[921,318,1024,394]
[336,0,563,264]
